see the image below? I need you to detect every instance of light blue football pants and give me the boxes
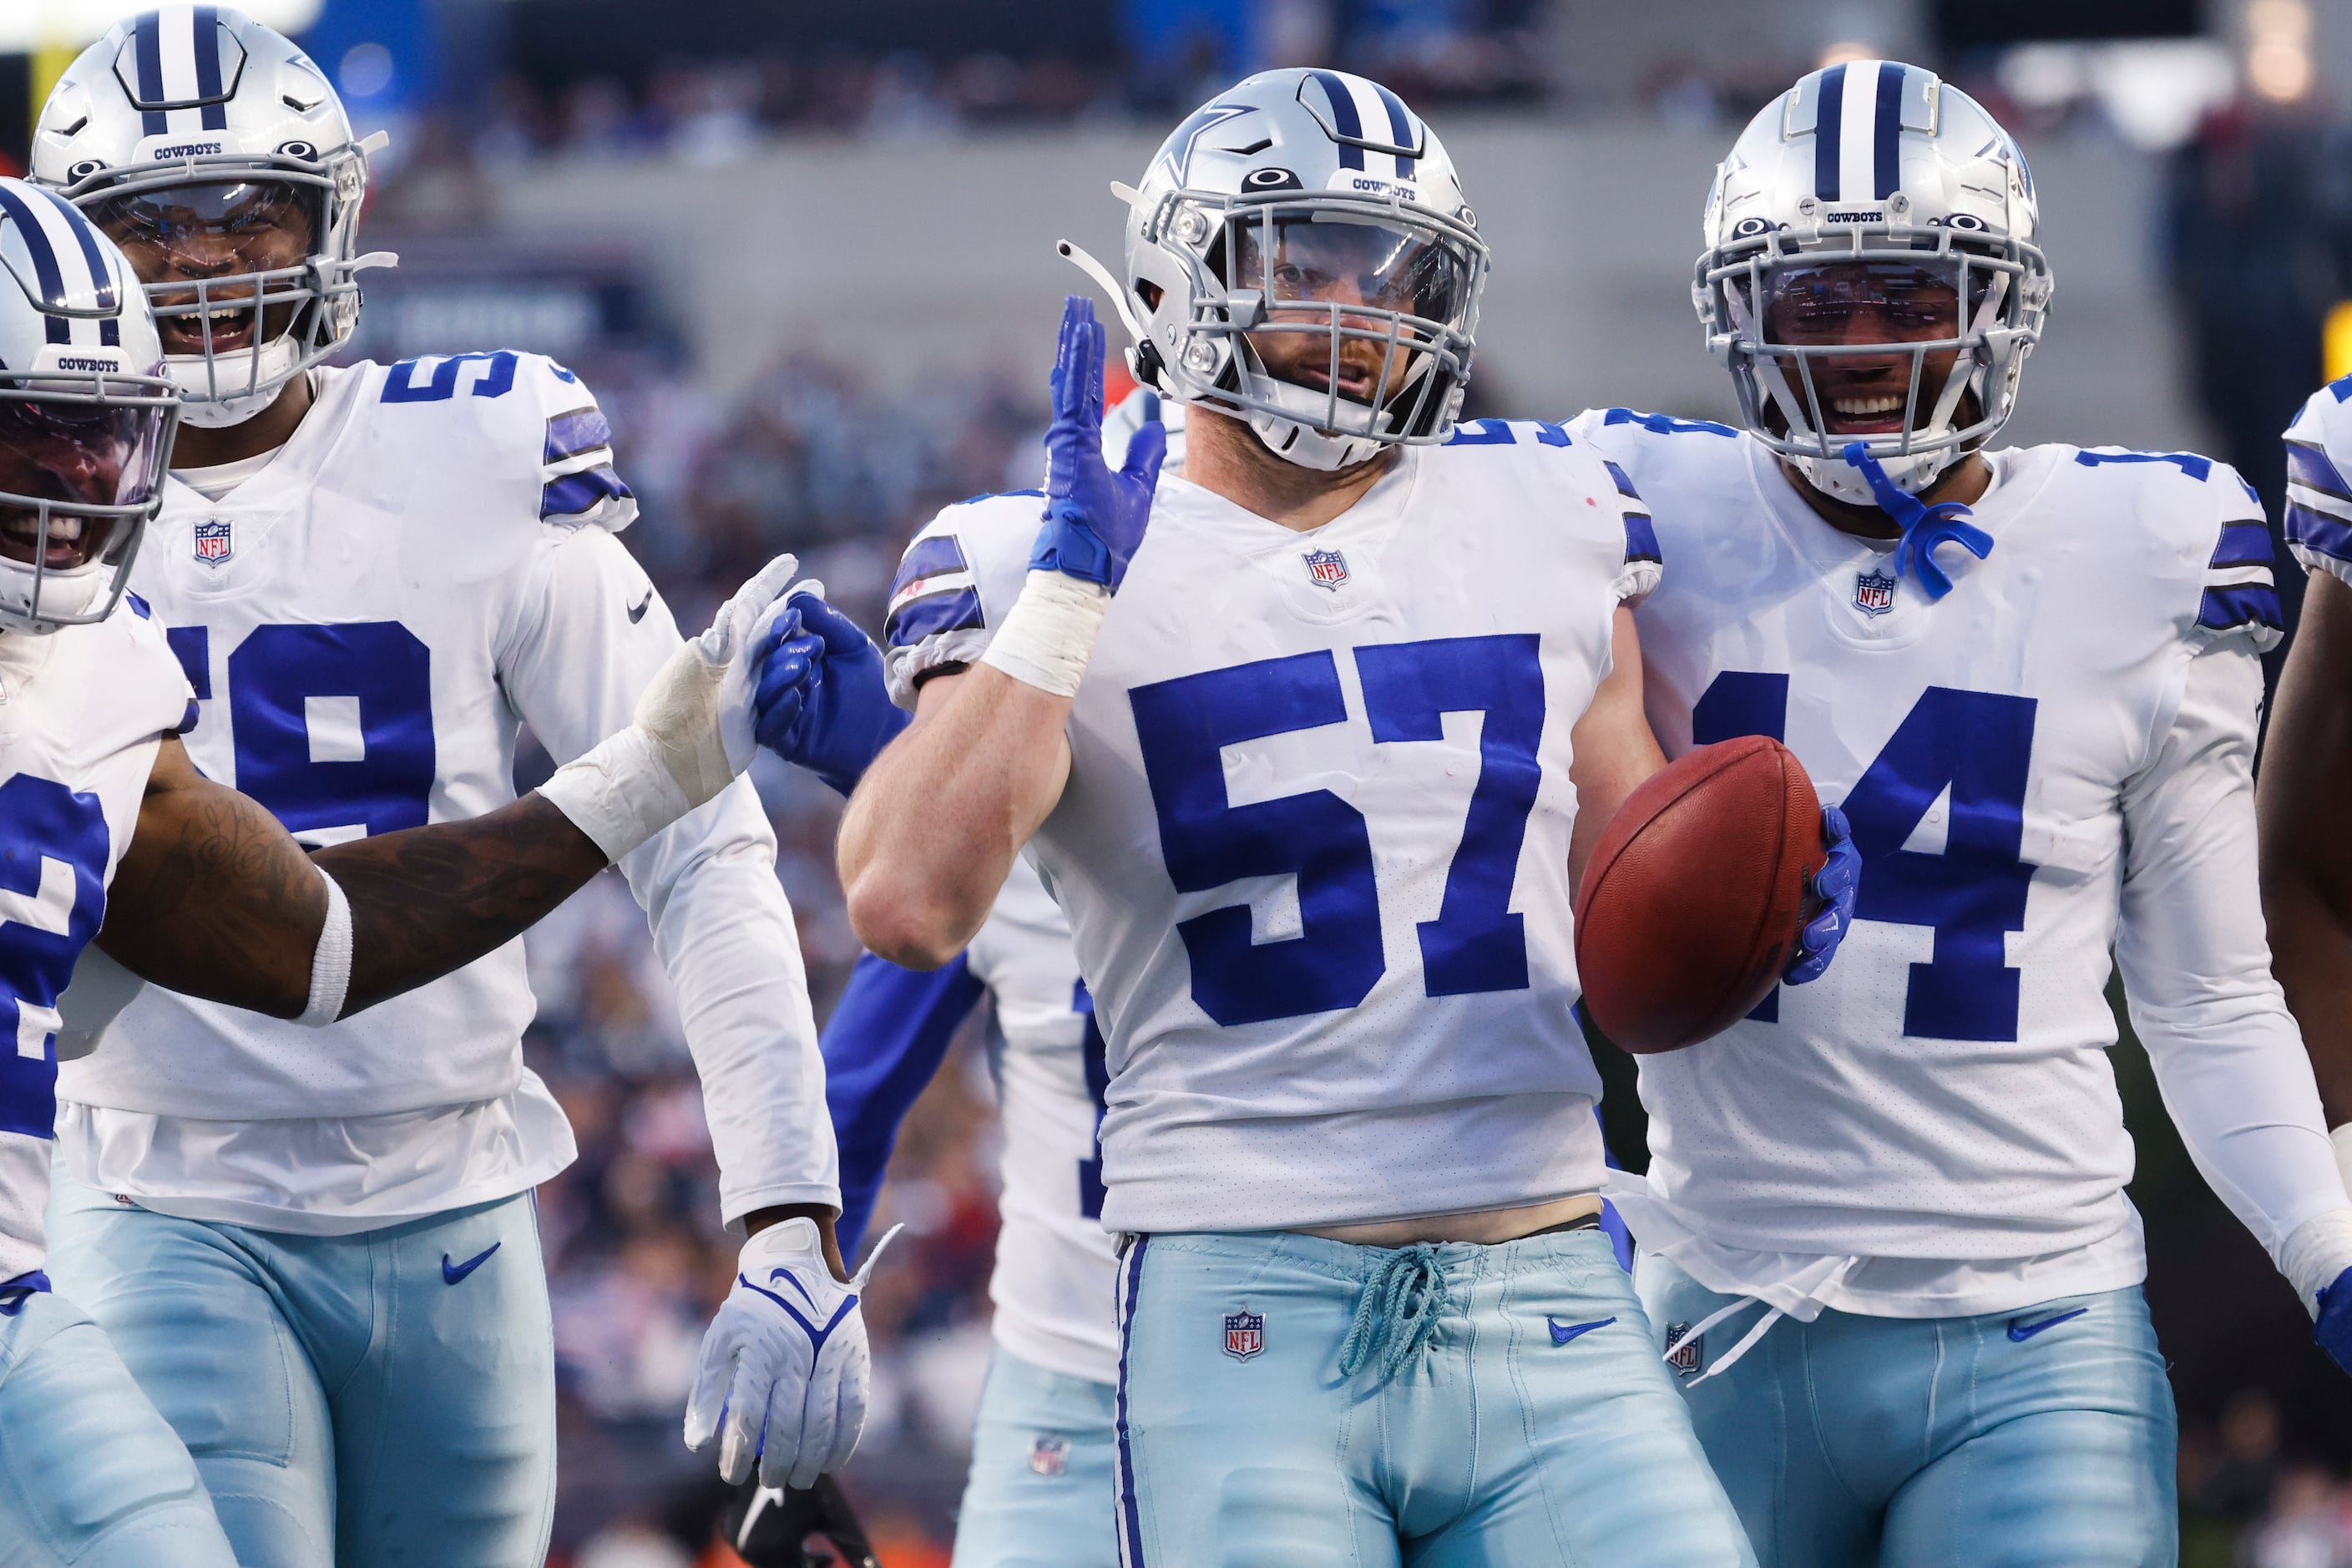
[952,1344,1120,1568]
[1636,1256,2177,1568]
[0,1284,239,1567]
[45,1174,555,1568]
[1111,1227,1758,1567]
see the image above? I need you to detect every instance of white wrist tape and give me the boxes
[299,866,352,1027]
[980,570,1111,699]
[536,726,694,863]
[2280,1206,2352,1318]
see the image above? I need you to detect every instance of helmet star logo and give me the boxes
[1157,102,1257,186]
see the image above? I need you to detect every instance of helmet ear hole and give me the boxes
[1136,280,1163,311]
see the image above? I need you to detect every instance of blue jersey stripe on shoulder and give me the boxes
[1622,511,1661,565]
[2210,521,2274,570]
[884,587,984,649]
[2287,439,2352,501]
[2330,373,2352,403]
[2073,449,2213,482]
[1601,407,1737,438]
[539,464,632,519]
[2289,499,2352,564]
[1444,417,1515,446]
[543,407,614,465]
[124,591,150,620]
[891,534,972,598]
[1601,459,1641,500]
[2199,584,2284,635]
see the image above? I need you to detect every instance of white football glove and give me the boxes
[685,1218,902,1490]
[539,552,801,861]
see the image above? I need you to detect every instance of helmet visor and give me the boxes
[1757,261,1980,349]
[86,179,321,362]
[0,392,171,573]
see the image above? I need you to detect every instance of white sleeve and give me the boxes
[880,493,1050,707]
[2285,383,2352,589]
[2116,640,2352,1275]
[501,528,840,1226]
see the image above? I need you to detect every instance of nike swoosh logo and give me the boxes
[627,589,653,625]
[442,1242,502,1286]
[1548,1316,1616,1345]
[2006,1307,2088,1343]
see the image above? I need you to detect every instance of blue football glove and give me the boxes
[751,591,910,797]
[1783,804,1859,985]
[1030,295,1166,591]
[2316,1266,2352,1377]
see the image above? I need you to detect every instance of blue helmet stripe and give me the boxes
[1813,63,1847,200]
[1871,63,1904,200]
[0,185,71,315]
[1371,81,1416,180]
[35,189,117,311]
[192,6,228,129]
[133,11,169,135]
[1308,70,1365,171]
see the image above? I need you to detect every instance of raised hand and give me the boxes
[1784,804,1859,985]
[751,589,911,797]
[1029,295,1167,591]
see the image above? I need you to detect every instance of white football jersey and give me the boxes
[2285,377,2352,589]
[1575,408,2334,1308]
[884,422,1657,1233]
[57,353,837,1232]
[967,857,1118,1383]
[0,605,190,1285]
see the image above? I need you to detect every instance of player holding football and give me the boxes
[28,12,864,1565]
[798,68,1859,1563]
[0,174,797,1565]
[1575,61,2352,1566]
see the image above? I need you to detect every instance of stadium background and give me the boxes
[5,0,2350,1560]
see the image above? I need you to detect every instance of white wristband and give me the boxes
[536,726,694,864]
[298,866,352,1027]
[2281,1206,2352,1317]
[979,569,1112,699]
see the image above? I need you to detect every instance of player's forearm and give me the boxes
[1567,609,1667,890]
[839,665,1070,967]
[317,793,608,1014]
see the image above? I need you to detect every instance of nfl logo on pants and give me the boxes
[1223,1310,1264,1361]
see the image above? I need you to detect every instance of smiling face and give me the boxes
[0,395,161,572]
[1227,214,1469,416]
[86,179,319,362]
[1755,260,1981,438]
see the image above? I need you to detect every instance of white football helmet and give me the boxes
[0,178,179,635]
[1065,68,1487,472]
[31,6,392,428]
[1695,60,2054,505]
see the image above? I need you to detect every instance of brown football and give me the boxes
[1573,735,1827,1055]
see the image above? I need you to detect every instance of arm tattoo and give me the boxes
[318,795,608,1014]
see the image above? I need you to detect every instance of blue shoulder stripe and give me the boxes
[1601,459,1641,499]
[1601,407,1737,438]
[539,464,632,519]
[2209,521,2274,571]
[1444,417,1515,446]
[884,587,984,649]
[542,407,613,465]
[2289,499,2352,564]
[1623,512,1661,566]
[2287,439,2352,501]
[2198,584,2284,635]
[891,534,971,598]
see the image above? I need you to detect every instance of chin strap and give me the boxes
[1841,442,1993,601]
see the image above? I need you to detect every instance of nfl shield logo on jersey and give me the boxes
[1223,1310,1265,1361]
[1854,570,1896,617]
[1029,1433,1070,1476]
[1302,548,1349,590]
[193,519,233,567]
[1663,1322,1703,1378]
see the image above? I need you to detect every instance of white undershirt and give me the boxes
[170,446,281,503]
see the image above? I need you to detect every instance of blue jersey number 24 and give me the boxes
[1694,672,2037,1042]
[1131,635,1545,1027]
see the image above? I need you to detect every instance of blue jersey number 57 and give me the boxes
[1130,635,1545,1027]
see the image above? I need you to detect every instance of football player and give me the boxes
[0,175,793,1565]
[1575,61,2352,1567]
[27,12,863,1565]
[792,69,1858,1563]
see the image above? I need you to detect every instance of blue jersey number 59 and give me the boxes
[1130,635,1545,1027]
